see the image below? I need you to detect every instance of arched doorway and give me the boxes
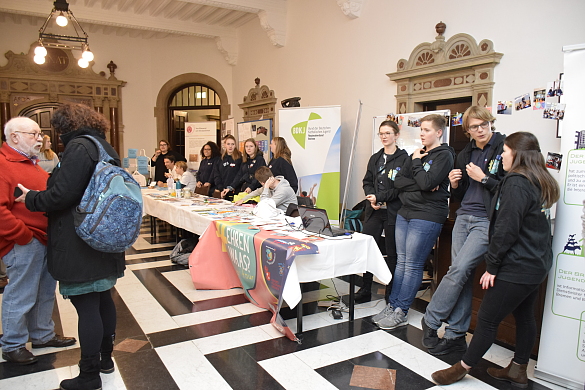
[19,104,63,153]
[167,84,221,157]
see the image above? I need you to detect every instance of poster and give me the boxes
[221,118,235,139]
[237,119,272,159]
[535,44,585,390]
[372,110,450,155]
[184,121,216,170]
[279,106,341,220]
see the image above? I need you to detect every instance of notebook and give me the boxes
[297,205,352,237]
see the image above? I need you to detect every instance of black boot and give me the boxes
[354,287,372,304]
[100,334,115,374]
[60,354,102,390]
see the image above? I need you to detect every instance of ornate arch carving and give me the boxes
[389,29,503,113]
[238,78,276,122]
[154,73,230,143]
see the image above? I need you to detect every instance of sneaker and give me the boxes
[421,318,439,348]
[372,303,394,324]
[377,307,408,330]
[428,336,467,356]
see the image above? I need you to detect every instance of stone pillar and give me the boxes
[108,97,119,154]
[94,97,104,115]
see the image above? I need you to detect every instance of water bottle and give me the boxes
[175,180,182,198]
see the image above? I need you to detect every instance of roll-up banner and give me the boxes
[535,44,585,390]
[184,121,217,170]
[279,106,341,220]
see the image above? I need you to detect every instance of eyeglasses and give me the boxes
[378,132,394,138]
[14,131,43,139]
[468,121,490,132]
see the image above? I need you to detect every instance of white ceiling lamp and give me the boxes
[34,0,94,68]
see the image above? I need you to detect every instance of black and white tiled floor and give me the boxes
[0,222,568,389]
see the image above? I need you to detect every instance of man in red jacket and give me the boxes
[0,117,75,365]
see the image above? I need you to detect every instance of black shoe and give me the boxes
[354,287,371,304]
[2,347,38,365]
[60,354,102,390]
[428,336,467,356]
[421,318,439,348]
[32,335,77,349]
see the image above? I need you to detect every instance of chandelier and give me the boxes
[34,0,94,68]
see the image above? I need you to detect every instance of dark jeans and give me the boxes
[70,290,117,356]
[361,208,397,301]
[462,279,540,367]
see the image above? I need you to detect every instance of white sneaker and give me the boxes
[372,303,394,324]
[377,307,408,330]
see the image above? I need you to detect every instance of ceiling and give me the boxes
[0,0,291,65]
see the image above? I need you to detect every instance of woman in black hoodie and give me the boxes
[195,141,220,196]
[213,135,242,199]
[354,120,408,307]
[223,138,266,196]
[374,114,455,330]
[432,132,559,387]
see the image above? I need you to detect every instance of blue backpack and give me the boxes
[73,136,143,253]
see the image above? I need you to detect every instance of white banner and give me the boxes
[279,106,341,219]
[535,45,585,389]
[185,122,216,170]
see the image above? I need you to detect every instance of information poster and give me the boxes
[279,106,341,220]
[372,110,450,155]
[237,119,272,159]
[535,45,585,389]
[221,118,235,139]
[184,121,216,170]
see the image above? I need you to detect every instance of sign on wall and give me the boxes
[185,121,216,170]
[237,119,272,159]
[279,106,341,219]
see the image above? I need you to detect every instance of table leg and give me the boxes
[296,284,303,334]
[349,274,355,321]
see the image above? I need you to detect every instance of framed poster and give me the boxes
[185,121,217,170]
[236,119,272,160]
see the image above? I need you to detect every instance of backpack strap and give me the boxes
[77,135,115,164]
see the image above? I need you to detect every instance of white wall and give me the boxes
[0,17,233,158]
[232,0,585,208]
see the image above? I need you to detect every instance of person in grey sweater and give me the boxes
[235,166,296,211]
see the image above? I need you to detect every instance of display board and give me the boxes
[279,106,341,219]
[372,110,451,154]
[184,121,216,170]
[237,119,272,160]
[535,44,585,390]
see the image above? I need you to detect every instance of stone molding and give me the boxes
[337,0,365,19]
[238,78,276,122]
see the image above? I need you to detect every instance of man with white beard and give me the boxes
[0,117,75,365]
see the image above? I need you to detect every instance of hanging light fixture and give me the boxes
[34,0,94,68]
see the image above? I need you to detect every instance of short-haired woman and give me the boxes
[432,132,560,387]
[19,103,125,390]
[38,134,59,174]
[268,136,298,193]
[374,114,455,330]
[175,161,196,191]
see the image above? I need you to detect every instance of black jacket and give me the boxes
[451,132,506,215]
[230,154,266,192]
[150,150,186,183]
[484,173,552,284]
[196,156,220,185]
[362,148,409,225]
[394,144,455,224]
[268,157,298,193]
[213,154,242,191]
[25,128,125,283]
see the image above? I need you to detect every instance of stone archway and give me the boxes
[154,73,231,143]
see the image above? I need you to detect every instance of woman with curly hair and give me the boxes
[268,136,298,193]
[195,141,220,195]
[17,103,125,390]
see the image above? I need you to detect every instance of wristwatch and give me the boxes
[481,176,489,184]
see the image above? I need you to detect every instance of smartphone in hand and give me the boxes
[14,187,23,198]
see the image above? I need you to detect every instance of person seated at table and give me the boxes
[175,161,196,191]
[268,137,298,193]
[224,138,266,196]
[196,141,220,196]
[150,139,186,184]
[214,135,242,200]
[158,155,179,186]
[234,166,296,211]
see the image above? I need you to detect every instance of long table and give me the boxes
[141,189,391,337]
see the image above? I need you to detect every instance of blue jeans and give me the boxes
[1,238,56,352]
[423,214,489,338]
[389,215,443,314]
